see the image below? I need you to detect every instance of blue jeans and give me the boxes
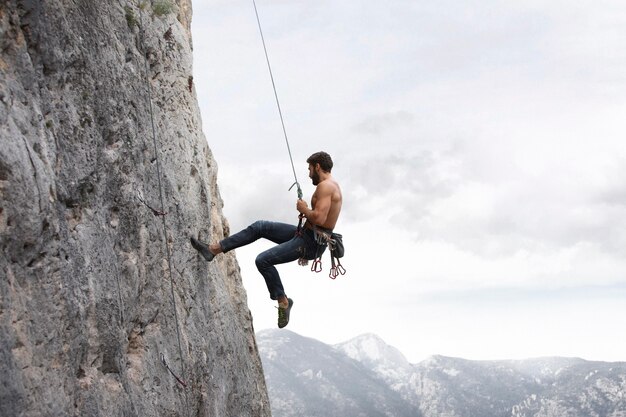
[219,220,326,300]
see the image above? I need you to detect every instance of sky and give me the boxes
[190,0,626,363]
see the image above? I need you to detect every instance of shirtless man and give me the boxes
[190,151,342,328]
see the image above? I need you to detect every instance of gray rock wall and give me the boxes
[0,1,271,416]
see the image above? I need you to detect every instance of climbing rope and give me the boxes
[137,4,191,412]
[251,0,303,200]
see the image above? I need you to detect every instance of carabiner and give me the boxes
[329,267,338,279]
[311,257,323,273]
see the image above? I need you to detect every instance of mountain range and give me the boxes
[257,330,626,417]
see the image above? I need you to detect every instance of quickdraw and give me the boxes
[310,257,323,273]
[329,256,346,280]
[136,192,167,217]
[161,353,187,388]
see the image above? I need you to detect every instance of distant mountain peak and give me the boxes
[335,333,412,381]
[257,330,626,417]
[338,333,392,360]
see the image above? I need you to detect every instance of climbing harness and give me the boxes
[304,226,347,279]
[252,0,303,201]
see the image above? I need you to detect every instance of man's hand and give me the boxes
[296,199,309,215]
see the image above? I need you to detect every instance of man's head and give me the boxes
[307,152,333,185]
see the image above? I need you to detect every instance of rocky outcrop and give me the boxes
[0,1,270,416]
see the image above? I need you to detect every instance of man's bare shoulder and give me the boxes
[316,178,341,194]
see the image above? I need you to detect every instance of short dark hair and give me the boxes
[307,151,333,172]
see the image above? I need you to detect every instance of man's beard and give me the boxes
[311,171,320,185]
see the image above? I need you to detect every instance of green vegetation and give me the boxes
[153,0,173,17]
[124,6,137,28]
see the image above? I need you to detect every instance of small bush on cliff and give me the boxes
[153,0,173,16]
[125,6,137,28]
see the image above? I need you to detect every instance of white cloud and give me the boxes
[192,0,626,361]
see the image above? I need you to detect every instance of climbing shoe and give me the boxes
[190,237,215,262]
[277,298,294,328]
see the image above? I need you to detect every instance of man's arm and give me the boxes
[296,183,332,226]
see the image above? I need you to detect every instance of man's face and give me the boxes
[309,163,321,185]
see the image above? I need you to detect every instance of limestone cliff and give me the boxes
[0,1,271,416]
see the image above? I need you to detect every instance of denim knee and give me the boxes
[255,252,270,270]
[249,220,269,237]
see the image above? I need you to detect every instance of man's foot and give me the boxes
[277,298,294,328]
[190,237,215,262]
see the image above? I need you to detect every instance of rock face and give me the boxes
[0,1,271,416]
